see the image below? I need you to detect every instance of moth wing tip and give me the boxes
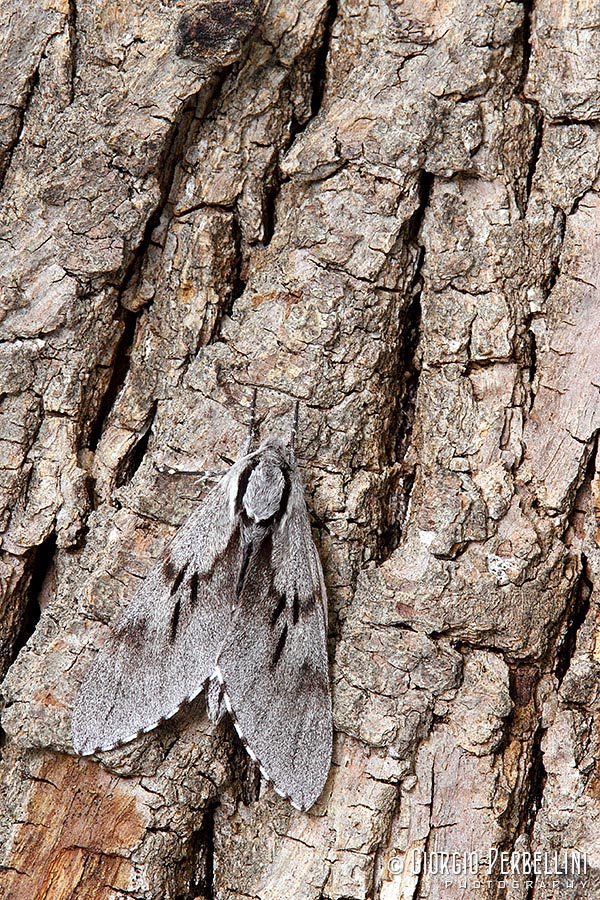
[269,777,316,813]
[74,740,105,757]
[272,784,287,800]
[73,744,94,757]
[71,725,100,756]
[221,690,234,715]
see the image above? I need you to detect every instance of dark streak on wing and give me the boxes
[170,561,189,596]
[169,597,181,644]
[271,622,288,671]
[271,592,286,627]
[276,471,291,524]
[298,659,329,697]
[113,617,148,654]
[303,588,318,615]
[235,461,256,515]
[189,570,199,608]
[236,540,253,599]
[162,558,177,582]
[292,588,299,624]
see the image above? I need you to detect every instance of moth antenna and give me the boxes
[290,400,300,463]
[240,388,259,457]
[155,461,225,480]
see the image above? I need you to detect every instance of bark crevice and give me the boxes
[0,64,41,192]
[309,0,338,120]
[378,171,432,561]
[524,113,544,213]
[518,0,536,92]
[67,0,78,102]
[555,554,593,685]
[177,802,217,900]
[1,535,54,679]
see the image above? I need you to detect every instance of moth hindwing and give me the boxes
[72,421,332,812]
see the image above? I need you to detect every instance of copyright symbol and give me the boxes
[388,856,404,875]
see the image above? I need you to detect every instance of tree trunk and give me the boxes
[1,1,599,898]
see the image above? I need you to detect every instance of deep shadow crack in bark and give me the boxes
[229,207,247,308]
[1,535,55,680]
[259,0,339,250]
[260,158,281,249]
[518,0,536,94]
[115,401,158,490]
[378,172,433,561]
[310,0,338,120]
[543,208,567,298]
[555,555,593,685]
[524,208,566,410]
[411,762,435,900]
[395,170,433,450]
[87,306,137,455]
[515,0,545,217]
[493,663,546,900]
[67,0,78,103]
[177,801,218,900]
[523,112,543,215]
[521,724,546,900]
[0,64,41,192]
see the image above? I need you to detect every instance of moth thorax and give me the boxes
[243,463,286,523]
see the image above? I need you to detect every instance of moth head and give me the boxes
[257,436,288,456]
[243,455,289,524]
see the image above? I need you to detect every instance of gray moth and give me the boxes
[71,400,332,812]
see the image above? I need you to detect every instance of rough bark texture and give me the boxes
[1,1,600,898]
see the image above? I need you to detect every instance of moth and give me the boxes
[71,397,332,812]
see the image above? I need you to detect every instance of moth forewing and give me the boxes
[71,470,242,755]
[273,471,329,628]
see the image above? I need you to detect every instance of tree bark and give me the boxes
[1,1,600,898]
